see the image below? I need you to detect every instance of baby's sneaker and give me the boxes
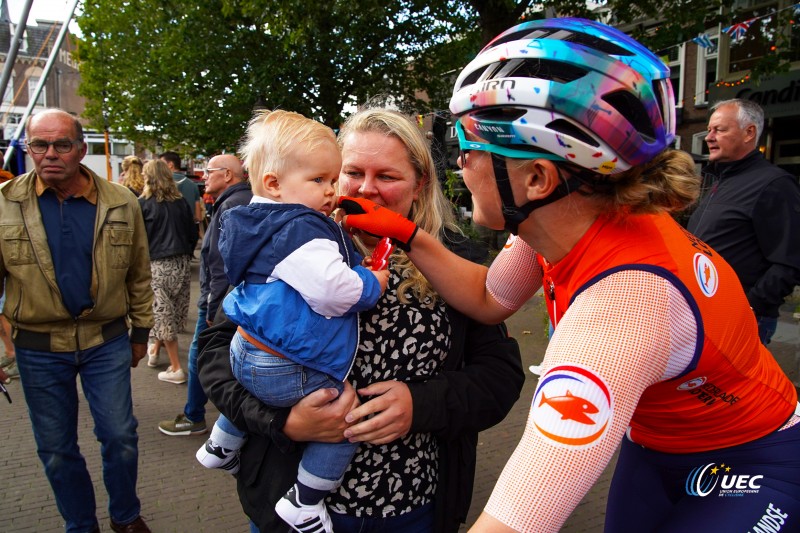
[275,484,333,533]
[195,439,240,474]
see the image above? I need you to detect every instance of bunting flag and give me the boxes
[722,18,756,43]
[692,34,717,52]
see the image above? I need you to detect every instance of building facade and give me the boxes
[0,8,133,181]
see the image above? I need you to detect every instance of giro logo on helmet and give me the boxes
[478,79,516,92]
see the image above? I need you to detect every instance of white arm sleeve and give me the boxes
[486,234,543,311]
[484,269,697,531]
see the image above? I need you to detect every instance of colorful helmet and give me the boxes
[450,18,675,174]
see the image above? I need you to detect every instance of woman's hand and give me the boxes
[343,380,412,445]
[283,381,360,442]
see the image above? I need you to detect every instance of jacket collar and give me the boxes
[706,149,763,180]
[215,180,250,204]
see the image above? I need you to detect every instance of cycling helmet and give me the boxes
[450,17,675,175]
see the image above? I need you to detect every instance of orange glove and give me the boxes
[338,196,418,251]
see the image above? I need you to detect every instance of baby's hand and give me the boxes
[371,268,390,294]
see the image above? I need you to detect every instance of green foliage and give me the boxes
[75,0,796,156]
[76,0,478,154]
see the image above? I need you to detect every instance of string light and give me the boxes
[715,74,751,87]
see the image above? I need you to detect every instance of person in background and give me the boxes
[0,108,153,533]
[339,19,800,532]
[159,150,203,224]
[158,154,251,436]
[196,110,388,533]
[139,159,198,384]
[150,150,202,360]
[198,107,524,533]
[687,98,800,345]
[121,155,145,196]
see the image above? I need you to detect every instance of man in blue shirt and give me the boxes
[0,108,154,533]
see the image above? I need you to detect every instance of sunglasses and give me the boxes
[454,120,566,164]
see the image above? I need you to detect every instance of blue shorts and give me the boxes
[605,415,800,532]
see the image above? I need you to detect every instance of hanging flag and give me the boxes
[723,18,755,43]
[417,115,424,127]
[692,34,717,52]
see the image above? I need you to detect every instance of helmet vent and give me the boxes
[486,27,632,57]
[546,119,600,147]
[508,59,587,84]
[459,65,491,90]
[473,107,527,123]
[602,90,656,141]
[561,33,632,56]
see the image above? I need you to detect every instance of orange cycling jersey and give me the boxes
[484,212,797,532]
[540,212,796,452]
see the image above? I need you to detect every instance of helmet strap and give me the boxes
[491,154,582,234]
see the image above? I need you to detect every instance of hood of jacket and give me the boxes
[219,202,337,286]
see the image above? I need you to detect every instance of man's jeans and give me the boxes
[15,333,140,533]
[184,307,209,422]
[757,315,778,346]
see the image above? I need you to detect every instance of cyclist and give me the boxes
[339,18,800,532]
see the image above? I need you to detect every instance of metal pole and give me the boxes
[2,0,80,169]
[0,0,35,105]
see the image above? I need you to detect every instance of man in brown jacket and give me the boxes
[0,109,154,533]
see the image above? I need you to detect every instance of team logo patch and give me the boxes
[693,253,718,297]
[532,364,612,448]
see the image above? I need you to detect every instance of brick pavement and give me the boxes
[2,258,798,532]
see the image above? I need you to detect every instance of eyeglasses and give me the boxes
[203,167,227,176]
[454,121,566,165]
[26,139,82,154]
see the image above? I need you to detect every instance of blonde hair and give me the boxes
[582,150,700,214]
[338,108,460,304]
[239,109,337,196]
[121,155,144,194]
[141,159,184,202]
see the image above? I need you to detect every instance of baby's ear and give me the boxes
[262,172,280,195]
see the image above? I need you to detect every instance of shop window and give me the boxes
[692,130,710,157]
[112,142,133,156]
[695,34,719,106]
[28,76,45,106]
[2,74,14,103]
[663,45,685,109]
[88,141,107,156]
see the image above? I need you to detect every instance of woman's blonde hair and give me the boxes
[121,155,144,195]
[338,107,460,304]
[141,159,183,202]
[239,109,337,196]
[582,149,700,214]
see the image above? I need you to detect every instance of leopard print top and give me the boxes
[327,264,451,518]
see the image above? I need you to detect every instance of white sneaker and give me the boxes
[158,367,186,384]
[146,343,159,367]
[196,439,240,474]
[275,484,333,533]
